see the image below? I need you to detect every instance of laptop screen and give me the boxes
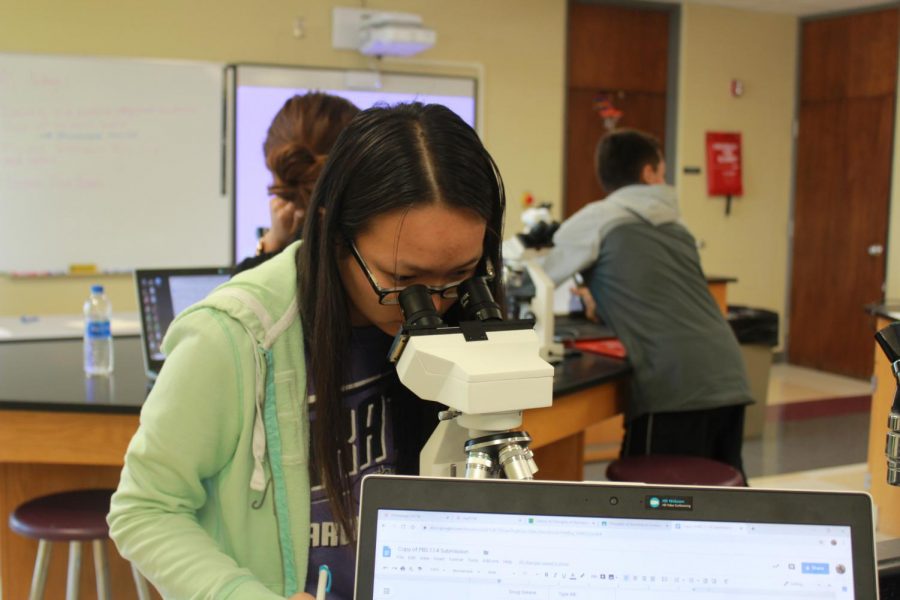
[355,476,878,600]
[372,509,855,599]
[135,267,231,377]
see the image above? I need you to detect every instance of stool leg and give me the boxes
[132,563,152,600]
[29,540,52,600]
[92,540,111,600]
[66,541,82,600]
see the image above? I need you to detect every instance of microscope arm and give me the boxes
[524,260,565,363]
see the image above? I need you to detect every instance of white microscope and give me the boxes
[503,205,566,363]
[388,277,555,480]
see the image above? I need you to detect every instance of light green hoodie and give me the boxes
[109,242,311,599]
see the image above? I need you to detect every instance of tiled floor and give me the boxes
[746,363,873,478]
[742,410,870,477]
[767,363,872,405]
[583,362,895,539]
[584,362,873,480]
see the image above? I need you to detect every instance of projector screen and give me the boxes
[230,65,478,264]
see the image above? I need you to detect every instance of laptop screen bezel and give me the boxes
[354,475,878,599]
[134,266,231,378]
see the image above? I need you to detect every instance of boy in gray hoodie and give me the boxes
[542,129,752,476]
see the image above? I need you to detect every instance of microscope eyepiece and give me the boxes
[875,322,900,364]
[459,277,504,322]
[398,285,445,328]
[876,323,900,413]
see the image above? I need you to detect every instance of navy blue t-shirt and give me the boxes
[304,326,398,599]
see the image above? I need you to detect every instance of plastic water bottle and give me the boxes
[84,284,114,376]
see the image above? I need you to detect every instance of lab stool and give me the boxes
[606,455,745,487]
[8,488,151,600]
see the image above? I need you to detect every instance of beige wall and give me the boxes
[675,3,797,343]
[0,0,567,315]
[0,1,849,336]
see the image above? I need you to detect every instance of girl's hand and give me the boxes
[262,197,304,253]
[287,594,315,600]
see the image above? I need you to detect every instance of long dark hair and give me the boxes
[296,103,505,541]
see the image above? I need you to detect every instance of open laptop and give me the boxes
[355,475,879,599]
[135,267,231,379]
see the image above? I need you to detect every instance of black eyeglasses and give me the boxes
[347,239,494,306]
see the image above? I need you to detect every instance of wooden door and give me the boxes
[565,2,670,216]
[789,9,898,378]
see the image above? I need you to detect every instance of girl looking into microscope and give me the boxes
[108,102,505,599]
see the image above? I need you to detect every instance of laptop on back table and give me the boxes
[135,267,230,379]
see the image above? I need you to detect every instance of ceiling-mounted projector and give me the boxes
[358,12,436,57]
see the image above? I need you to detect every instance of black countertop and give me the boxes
[0,336,150,414]
[0,335,630,415]
[706,275,738,284]
[867,303,900,321]
[509,275,735,300]
[551,350,630,397]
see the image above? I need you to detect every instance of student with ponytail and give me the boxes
[236,92,359,273]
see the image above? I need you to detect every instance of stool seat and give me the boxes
[606,455,745,487]
[9,489,112,542]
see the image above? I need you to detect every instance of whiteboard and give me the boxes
[0,53,230,272]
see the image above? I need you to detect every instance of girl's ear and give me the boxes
[640,163,656,185]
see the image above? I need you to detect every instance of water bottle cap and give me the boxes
[91,284,104,294]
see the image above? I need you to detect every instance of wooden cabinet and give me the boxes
[0,412,154,599]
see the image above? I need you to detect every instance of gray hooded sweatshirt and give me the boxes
[542,184,752,421]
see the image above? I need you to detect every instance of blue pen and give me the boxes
[316,564,332,600]
[19,315,39,324]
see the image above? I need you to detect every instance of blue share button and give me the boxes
[801,562,829,575]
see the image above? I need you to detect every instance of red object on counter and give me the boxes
[568,338,628,359]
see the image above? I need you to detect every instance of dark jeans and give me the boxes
[621,404,747,482]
